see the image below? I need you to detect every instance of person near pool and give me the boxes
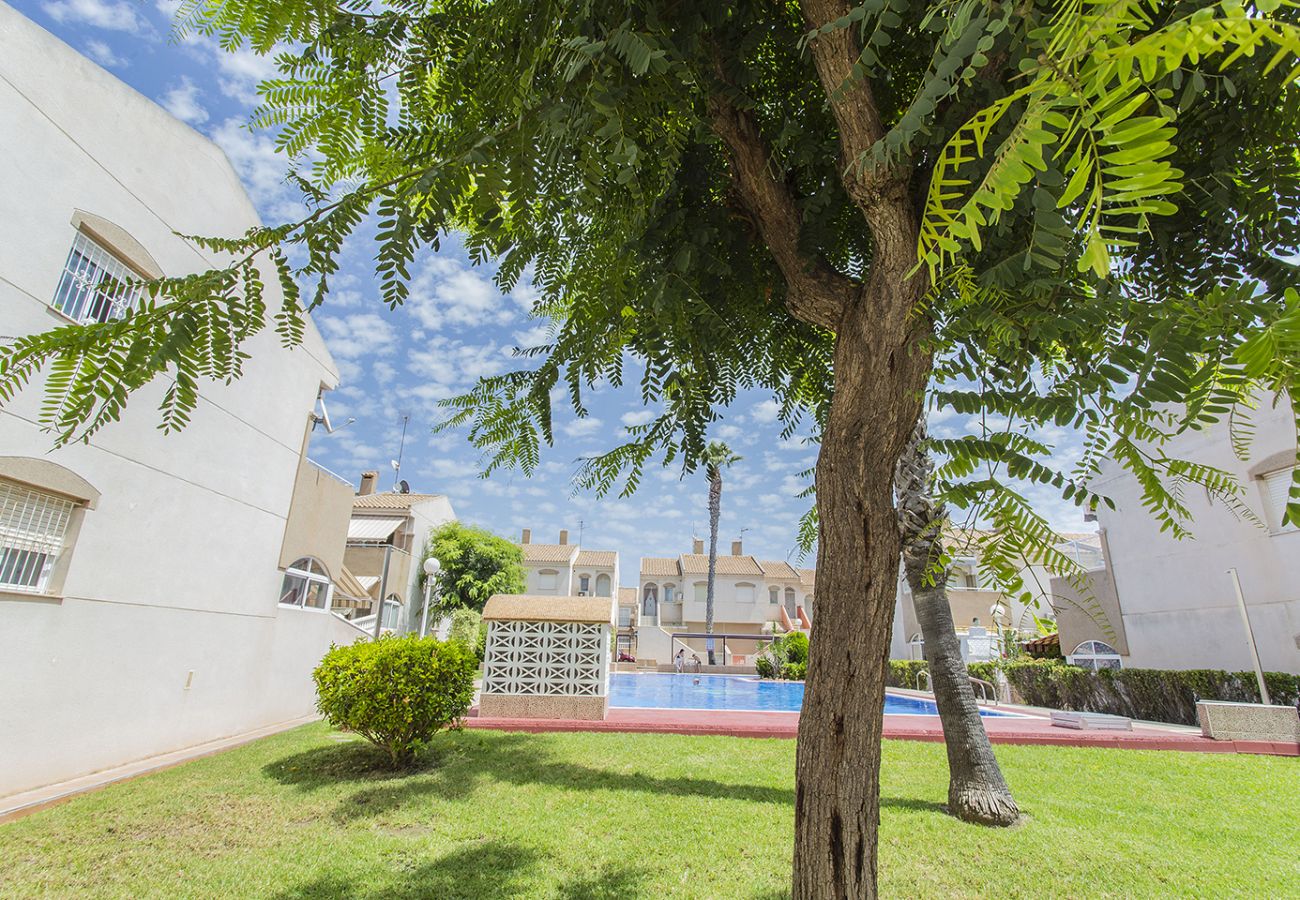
[690,653,702,673]
[674,649,685,672]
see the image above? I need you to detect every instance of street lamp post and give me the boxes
[419,557,442,638]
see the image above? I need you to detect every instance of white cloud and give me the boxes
[751,399,781,424]
[407,257,519,331]
[620,410,654,428]
[44,0,148,33]
[84,39,128,68]
[561,417,604,439]
[511,322,552,349]
[208,117,304,221]
[371,361,397,385]
[715,424,745,442]
[318,313,397,361]
[160,77,208,125]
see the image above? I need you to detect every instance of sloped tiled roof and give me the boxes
[353,492,443,510]
[1056,532,1101,546]
[575,549,618,567]
[640,557,681,576]
[757,560,799,579]
[520,543,578,564]
[679,553,765,576]
[798,568,816,586]
[618,586,637,604]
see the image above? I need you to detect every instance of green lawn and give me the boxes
[2,724,1296,898]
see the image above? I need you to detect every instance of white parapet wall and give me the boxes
[479,595,615,721]
[1196,701,1300,742]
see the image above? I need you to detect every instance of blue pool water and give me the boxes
[609,673,1017,716]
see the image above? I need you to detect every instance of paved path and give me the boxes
[465,706,1299,756]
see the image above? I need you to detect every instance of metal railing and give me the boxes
[914,669,999,706]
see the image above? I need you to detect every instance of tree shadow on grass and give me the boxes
[270,838,649,899]
[879,796,948,815]
[264,731,793,825]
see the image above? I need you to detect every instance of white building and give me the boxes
[344,471,457,633]
[517,528,619,598]
[1053,396,1300,674]
[638,540,815,646]
[0,5,363,800]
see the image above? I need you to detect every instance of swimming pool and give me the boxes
[609,673,1018,716]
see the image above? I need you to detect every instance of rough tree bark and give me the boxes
[895,420,1021,827]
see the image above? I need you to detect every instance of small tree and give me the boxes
[313,635,476,768]
[423,522,525,613]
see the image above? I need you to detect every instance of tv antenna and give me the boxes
[392,413,409,490]
[310,390,356,434]
[577,519,585,546]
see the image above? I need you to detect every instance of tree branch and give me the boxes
[707,92,857,331]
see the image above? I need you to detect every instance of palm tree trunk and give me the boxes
[895,420,1020,827]
[706,468,721,665]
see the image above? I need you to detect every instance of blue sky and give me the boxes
[14,0,1092,583]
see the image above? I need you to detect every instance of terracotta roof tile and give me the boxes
[798,568,816,586]
[640,557,681,576]
[519,543,578,564]
[353,492,442,510]
[758,560,799,579]
[679,554,765,576]
[482,594,615,624]
[575,549,618,567]
[618,587,638,603]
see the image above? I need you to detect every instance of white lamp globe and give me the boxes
[423,557,442,578]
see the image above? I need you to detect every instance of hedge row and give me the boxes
[887,658,1300,726]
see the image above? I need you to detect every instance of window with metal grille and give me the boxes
[51,232,143,324]
[0,481,75,593]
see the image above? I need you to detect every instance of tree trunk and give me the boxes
[895,421,1021,827]
[792,247,930,898]
[706,468,721,665]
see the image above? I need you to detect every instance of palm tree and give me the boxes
[702,440,741,666]
[894,420,1020,826]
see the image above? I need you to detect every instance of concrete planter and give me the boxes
[1196,700,1300,742]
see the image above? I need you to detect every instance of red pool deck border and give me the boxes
[465,706,1299,756]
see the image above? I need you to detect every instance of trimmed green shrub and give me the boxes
[447,608,487,662]
[888,656,1300,725]
[781,661,807,681]
[782,632,809,665]
[755,652,778,679]
[313,634,477,767]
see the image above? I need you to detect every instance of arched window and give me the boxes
[736,582,756,603]
[642,583,658,617]
[538,569,559,593]
[578,573,591,594]
[784,587,796,613]
[769,587,780,604]
[908,633,925,661]
[280,557,332,610]
[1068,640,1122,671]
[595,573,612,597]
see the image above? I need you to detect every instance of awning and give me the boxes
[356,575,380,592]
[347,516,405,541]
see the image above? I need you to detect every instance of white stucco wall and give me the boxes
[1090,396,1300,673]
[0,4,362,798]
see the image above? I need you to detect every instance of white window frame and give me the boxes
[0,481,75,594]
[736,582,756,603]
[537,568,559,593]
[1260,466,1298,535]
[279,557,333,611]
[51,232,145,325]
[578,573,591,593]
[694,582,708,603]
[663,583,675,602]
[769,587,780,604]
[1068,640,1123,671]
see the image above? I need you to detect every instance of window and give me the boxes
[618,606,632,628]
[52,232,144,324]
[0,481,75,593]
[1261,466,1298,534]
[663,583,675,602]
[784,587,796,610]
[694,582,708,603]
[1068,640,1122,671]
[381,595,403,630]
[538,569,559,592]
[279,557,332,610]
[578,573,591,594]
[736,582,756,603]
[769,587,780,604]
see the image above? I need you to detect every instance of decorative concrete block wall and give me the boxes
[480,594,615,721]
[1196,700,1300,742]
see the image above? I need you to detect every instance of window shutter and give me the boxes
[0,481,75,591]
[1262,467,1298,533]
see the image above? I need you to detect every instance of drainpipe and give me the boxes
[373,543,393,640]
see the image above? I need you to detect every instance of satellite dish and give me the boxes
[398,479,411,494]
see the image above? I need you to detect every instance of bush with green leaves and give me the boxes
[447,607,488,662]
[781,632,810,666]
[313,634,476,767]
[781,661,808,681]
